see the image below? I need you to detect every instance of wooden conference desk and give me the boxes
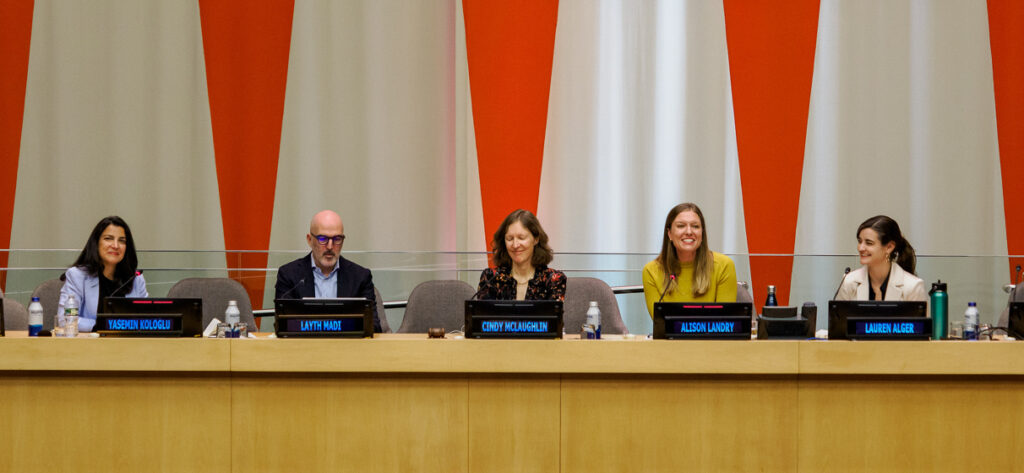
[2,334,1023,472]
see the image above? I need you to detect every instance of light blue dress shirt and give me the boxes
[311,254,339,298]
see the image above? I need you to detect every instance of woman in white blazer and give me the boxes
[836,215,927,302]
[58,216,148,332]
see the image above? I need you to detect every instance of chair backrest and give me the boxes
[374,286,390,333]
[31,278,64,331]
[166,278,255,332]
[3,298,29,331]
[564,277,628,335]
[737,281,753,304]
[398,280,476,333]
[998,286,1024,327]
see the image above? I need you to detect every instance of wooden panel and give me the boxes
[468,377,560,472]
[799,376,1024,471]
[560,377,800,473]
[231,337,798,374]
[0,374,230,472]
[0,334,230,371]
[231,374,468,473]
[800,340,1024,375]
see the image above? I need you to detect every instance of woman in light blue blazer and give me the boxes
[58,216,147,332]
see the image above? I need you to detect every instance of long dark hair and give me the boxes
[857,215,916,275]
[657,203,713,296]
[69,216,139,281]
[491,209,554,268]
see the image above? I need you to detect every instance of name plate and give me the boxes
[95,314,183,337]
[662,315,751,340]
[469,316,560,339]
[847,317,930,340]
[275,314,371,338]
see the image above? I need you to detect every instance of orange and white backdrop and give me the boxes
[1,0,1022,322]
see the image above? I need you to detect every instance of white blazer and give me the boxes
[836,263,927,302]
[57,266,148,332]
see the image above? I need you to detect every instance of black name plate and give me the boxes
[95,314,182,337]
[275,314,371,338]
[662,315,751,340]
[467,315,561,339]
[847,317,930,340]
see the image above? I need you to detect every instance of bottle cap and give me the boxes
[767,285,776,292]
[930,280,947,293]
[589,301,599,307]
[968,301,977,307]
[228,300,237,306]
[32,297,39,302]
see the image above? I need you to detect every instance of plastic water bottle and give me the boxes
[964,302,978,341]
[225,300,241,337]
[28,297,44,336]
[64,294,79,338]
[929,281,948,340]
[582,301,601,340]
[765,285,778,307]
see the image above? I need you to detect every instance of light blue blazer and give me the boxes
[58,266,148,332]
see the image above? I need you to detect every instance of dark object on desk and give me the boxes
[427,328,445,338]
[274,298,374,338]
[828,300,928,340]
[1,296,5,336]
[100,297,203,337]
[1008,302,1024,340]
[464,300,563,339]
[758,303,817,339]
[653,302,753,340]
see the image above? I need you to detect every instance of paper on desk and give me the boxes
[203,318,223,338]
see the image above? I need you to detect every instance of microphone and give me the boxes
[832,267,851,300]
[658,274,677,303]
[1012,265,1022,300]
[112,270,143,297]
[278,278,307,300]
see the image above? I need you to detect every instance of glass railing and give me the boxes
[1,250,1018,334]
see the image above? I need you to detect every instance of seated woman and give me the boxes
[475,209,566,301]
[836,215,926,301]
[643,203,737,317]
[58,216,148,332]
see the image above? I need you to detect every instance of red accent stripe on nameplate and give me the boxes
[132,301,153,304]
[154,301,173,304]
[682,305,703,309]
[705,305,724,309]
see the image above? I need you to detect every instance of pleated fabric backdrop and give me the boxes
[1,0,1022,323]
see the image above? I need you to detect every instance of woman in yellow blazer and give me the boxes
[642,203,737,318]
[835,215,927,301]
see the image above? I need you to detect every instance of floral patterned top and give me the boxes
[474,265,567,301]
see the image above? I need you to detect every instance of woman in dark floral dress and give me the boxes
[474,209,566,301]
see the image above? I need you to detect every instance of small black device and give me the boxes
[828,300,928,340]
[100,297,203,337]
[274,298,374,338]
[1,296,5,336]
[1008,302,1024,340]
[653,302,753,340]
[757,303,817,339]
[464,300,563,339]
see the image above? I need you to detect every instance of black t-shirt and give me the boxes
[868,272,891,301]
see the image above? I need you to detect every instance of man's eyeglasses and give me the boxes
[313,234,345,246]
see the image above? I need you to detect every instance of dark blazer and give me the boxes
[275,253,382,333]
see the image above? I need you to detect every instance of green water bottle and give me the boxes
[930,281,948,340]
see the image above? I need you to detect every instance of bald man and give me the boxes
[275,210,382,332]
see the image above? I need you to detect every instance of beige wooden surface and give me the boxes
[0,374,231,472]
[4,334,1024,472]
[232,374,470,473]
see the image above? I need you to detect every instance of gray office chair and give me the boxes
[564,277,628,335]
[3,298,29,331]
[398,280,475,333]
[374,286,391,333]
[998,284,1024,328]
[31,278,64,331]
[737,281,753,303]
[167,278,256,332]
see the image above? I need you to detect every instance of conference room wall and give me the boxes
[2,0,1017,329]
